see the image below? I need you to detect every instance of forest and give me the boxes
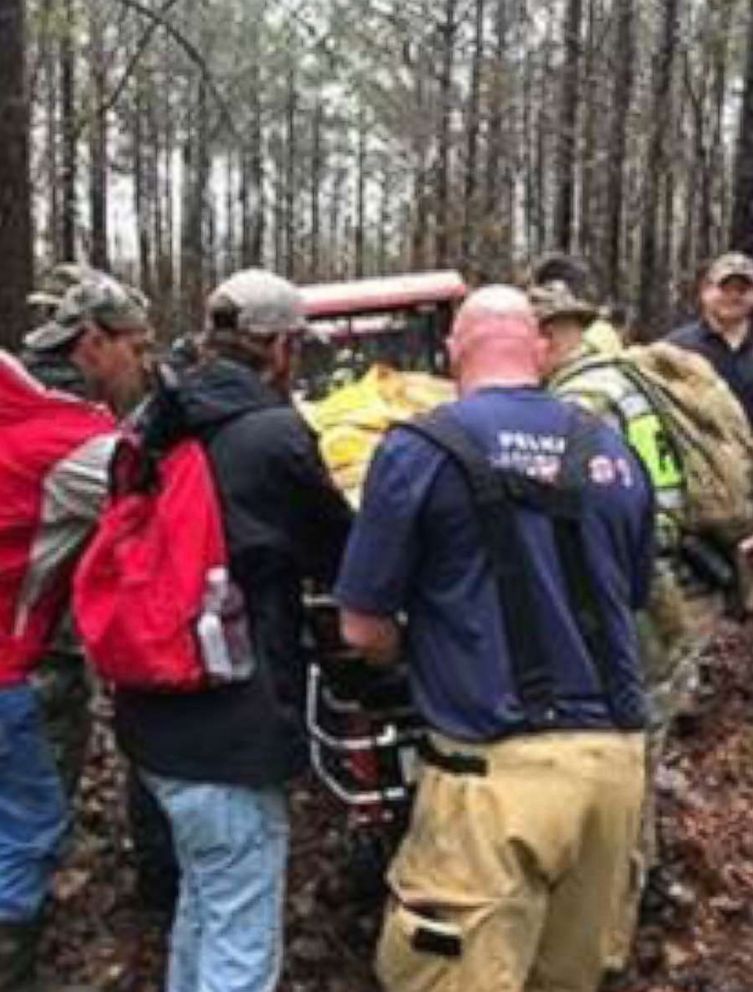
[5,3,753,990]
[3,0,753,348]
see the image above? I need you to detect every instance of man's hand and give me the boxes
[339,608,402,666]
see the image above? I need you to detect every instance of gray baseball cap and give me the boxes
[25,265,150,353]
[206,268,307,336]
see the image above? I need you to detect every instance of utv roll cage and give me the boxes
[298,270,467,398]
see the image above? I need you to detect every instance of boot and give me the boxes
[0,919,94,992]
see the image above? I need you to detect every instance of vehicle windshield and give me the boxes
[298,305,451,399]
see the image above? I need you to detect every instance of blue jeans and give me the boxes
[0,684,68,921]
[142,772,289,992]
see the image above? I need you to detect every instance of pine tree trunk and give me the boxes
[482,0,511,276]
[435,0,457,267]
[410,48,430,271]
[284,61,297,278]
[354,103,367,278]
[250,56,265,265]
[605,0,634,298]
[133,84,151,295]
[730,0,753,253]
[461,0,485,273]
[180,76,209,324]
[553,0,583,251]
[638,0,680,333]
[310,98,323,279]
[44,33,59,267]
[88,0,109,270]
[60,0,77,260]
[0,0,32,347]
[578,0,596,261]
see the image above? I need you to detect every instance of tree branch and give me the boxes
[110,0,241,142]
[99,0,182,125]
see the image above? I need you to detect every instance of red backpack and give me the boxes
[73,432,256,691]
[0,351,116,684]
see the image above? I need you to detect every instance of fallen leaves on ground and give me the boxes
[40,622,753,991]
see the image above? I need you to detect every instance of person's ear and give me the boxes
[446,333,461,375]
[271,333,291,367]
[533,332,550,372]
[262,333,294,392]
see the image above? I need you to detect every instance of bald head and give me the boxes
[448,285,545,392]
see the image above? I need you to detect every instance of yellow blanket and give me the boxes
[299,365,456,506]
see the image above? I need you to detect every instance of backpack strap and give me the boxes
[402,407,558,719]
[402,405,615,723]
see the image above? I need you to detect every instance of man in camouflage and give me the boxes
[528,277,724,968]
[22,268,152,808]
[20,348,94,807]
[25,266,180,907]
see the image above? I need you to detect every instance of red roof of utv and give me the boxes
[300,271,467,320]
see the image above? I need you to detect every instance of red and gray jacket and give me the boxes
[0,351,116,686]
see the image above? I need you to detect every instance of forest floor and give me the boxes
[40,621,753,992]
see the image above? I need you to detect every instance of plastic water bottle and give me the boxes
[196,566,256,682]
[221,579,255,680]
[197,568,234,680]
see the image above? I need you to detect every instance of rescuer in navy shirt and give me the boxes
[336,286,654,992]
[669,252,753,428]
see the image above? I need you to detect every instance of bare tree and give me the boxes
[731,0,753,254]
[435,0,458,267]
[0,0,32,347]
[17,0,743,333]
[553,0,583,252]
[60,0,78,260]
[605,0,635,297]
[88,0,109,269]
[638,0,682,334]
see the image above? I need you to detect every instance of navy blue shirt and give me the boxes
[335,387,654,741]
[668,318,753,428]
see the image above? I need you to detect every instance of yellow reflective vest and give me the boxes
[549,350,686,540]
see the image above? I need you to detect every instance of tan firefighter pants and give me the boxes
[376,730,645,992]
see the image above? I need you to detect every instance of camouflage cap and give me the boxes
[706,252,753,286]
[528,280,599,327]
[25,264,150,353]
[206,268,307,336]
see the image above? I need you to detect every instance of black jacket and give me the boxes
[668,318,753,428]
[114,359,352,786]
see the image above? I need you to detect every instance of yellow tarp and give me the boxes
[299,364,456,506]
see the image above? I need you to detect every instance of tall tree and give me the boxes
[434,0,458,267]
[553,0,583,251]
[19,0,753,331]
[605,0,635,297]
[481,0,512,277]
[88,0,109,269]
[638,0,681,334]
[59,0,78,260]
[461,0,485,273]
[731,0,753,253]
[0,0,32,347]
